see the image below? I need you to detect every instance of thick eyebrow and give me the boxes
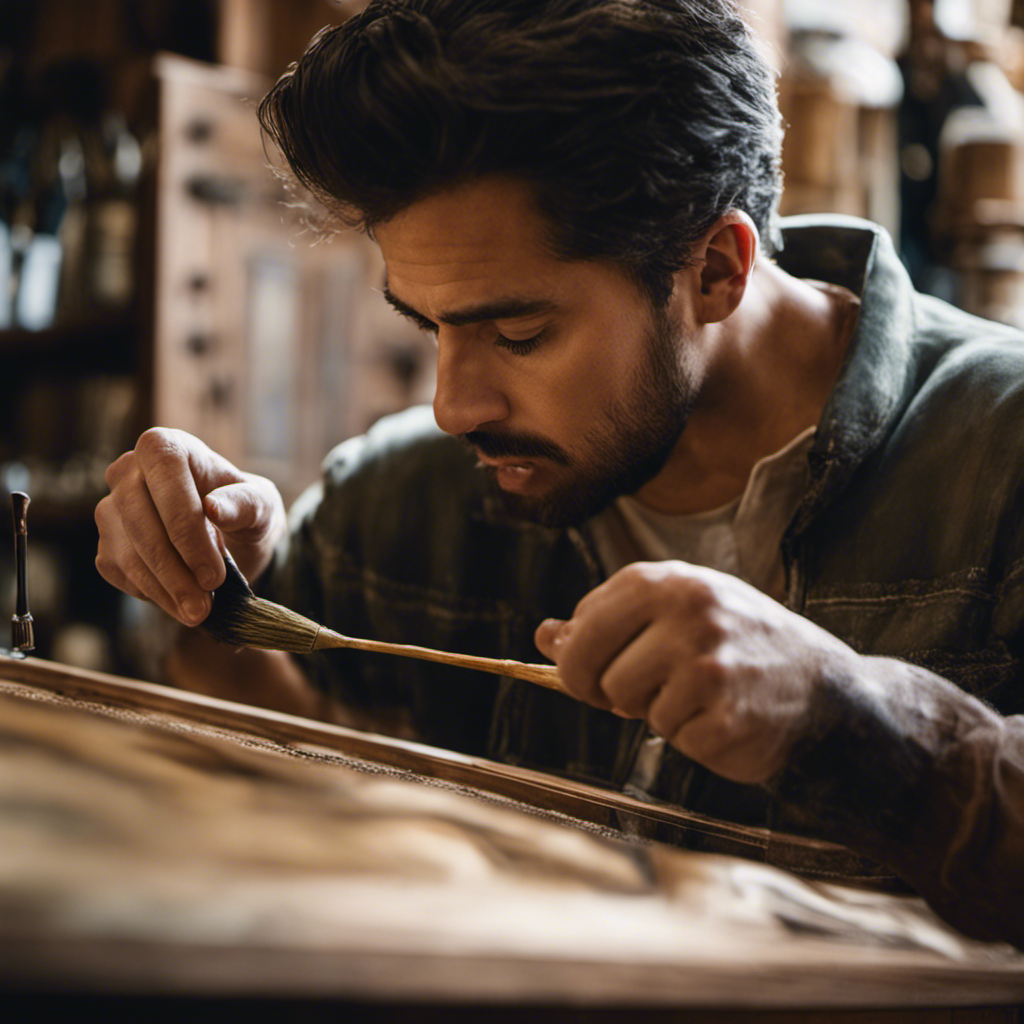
[382,284,556,331]
[382,287,437,332]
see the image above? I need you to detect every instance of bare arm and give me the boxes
[766,657,1024,947]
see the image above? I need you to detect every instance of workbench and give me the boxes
[2,654,1022,1021]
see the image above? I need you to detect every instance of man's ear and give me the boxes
[690,211,759,324]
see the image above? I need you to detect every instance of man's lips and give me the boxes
[475,453,541,492]
[476,453,536,471]
[462,430,571,467]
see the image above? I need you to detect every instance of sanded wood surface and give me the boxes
[0,654,893,882]
[0,655,872,871]
[2,655,1023,1015]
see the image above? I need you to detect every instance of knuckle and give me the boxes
[619,561,658,597]
[557,662,588,698]
[96,551,131,594]
[692,713,735,760]
[675,575,717,610]
[94,496,112,530]
[695,614,728,652]
[136,427,186,465]
[617,561,650,586]
[602,669,652,718]
[162,503,201,545]
[143,544,178,581]
[615,692,648,719]
[94,551,115,582]
[104,451,134,488]
[647,704,678,740]
[559,661,601,705]
[108,462,145,510]
[693,654,728,690]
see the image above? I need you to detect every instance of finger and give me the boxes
[204,481,276,543]
[112,476,214,624]
[133,431,231,591]
[104,449,137,490]
[536,618,638,717]
[555,574,656,706]
[121,551,197,623]
[597,623,675,717]
[645,661,716,743]
[534,617,569,661]
[96,524,196,623]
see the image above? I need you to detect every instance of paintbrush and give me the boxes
[203,552,569,696]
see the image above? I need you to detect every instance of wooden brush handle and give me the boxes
[312,628,569,695]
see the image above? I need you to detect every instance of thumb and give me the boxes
[203,483,273,539]
[534,617,570,661]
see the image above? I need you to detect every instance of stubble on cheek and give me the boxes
[473,304,701,529]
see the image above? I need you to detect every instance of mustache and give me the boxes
[462,429,571,466]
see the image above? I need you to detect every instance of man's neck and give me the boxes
[635,260,857,516]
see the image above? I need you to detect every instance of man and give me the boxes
[95,0,1024,945]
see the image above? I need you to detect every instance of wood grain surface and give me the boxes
[2,654,1023,1016]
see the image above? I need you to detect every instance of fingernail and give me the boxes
[181,597,208,624]
[197,566,218,590]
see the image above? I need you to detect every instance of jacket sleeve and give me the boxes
[766,656,1024,948]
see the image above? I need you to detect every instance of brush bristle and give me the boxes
[203,552,320,654]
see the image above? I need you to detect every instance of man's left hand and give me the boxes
[534,561,863,785]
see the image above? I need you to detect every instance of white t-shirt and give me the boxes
[589,425,817,603]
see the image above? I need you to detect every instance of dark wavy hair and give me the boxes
[258,0,783,306]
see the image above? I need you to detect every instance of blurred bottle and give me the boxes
[0,61,29,329]
[84,109,142,310]
[8,60,142,330]
[14,113,68,330]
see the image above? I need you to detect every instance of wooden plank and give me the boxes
[0,654,889,881]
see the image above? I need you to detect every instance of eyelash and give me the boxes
[407,316,543,356]
[495,332,542,355]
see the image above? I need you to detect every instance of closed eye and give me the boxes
[495,332,542,355]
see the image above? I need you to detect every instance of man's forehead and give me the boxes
[374,177,551,262]
[375,179,567,323]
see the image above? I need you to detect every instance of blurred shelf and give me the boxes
[0,313,140,373]
[17,496,105,530]
[0,313,136,349]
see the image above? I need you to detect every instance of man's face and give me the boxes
[375,177,705,527]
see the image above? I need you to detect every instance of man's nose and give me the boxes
[432,332,510,436]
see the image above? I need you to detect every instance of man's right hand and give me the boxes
[95,428,287,626]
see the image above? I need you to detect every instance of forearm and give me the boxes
[768,657,1024,947]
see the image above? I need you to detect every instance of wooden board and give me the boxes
[0,653,901,885]
[2,654,1023,1014]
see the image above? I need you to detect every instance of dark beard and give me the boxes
[468,306,698,529]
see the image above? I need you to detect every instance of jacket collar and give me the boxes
[775,215,919,535]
